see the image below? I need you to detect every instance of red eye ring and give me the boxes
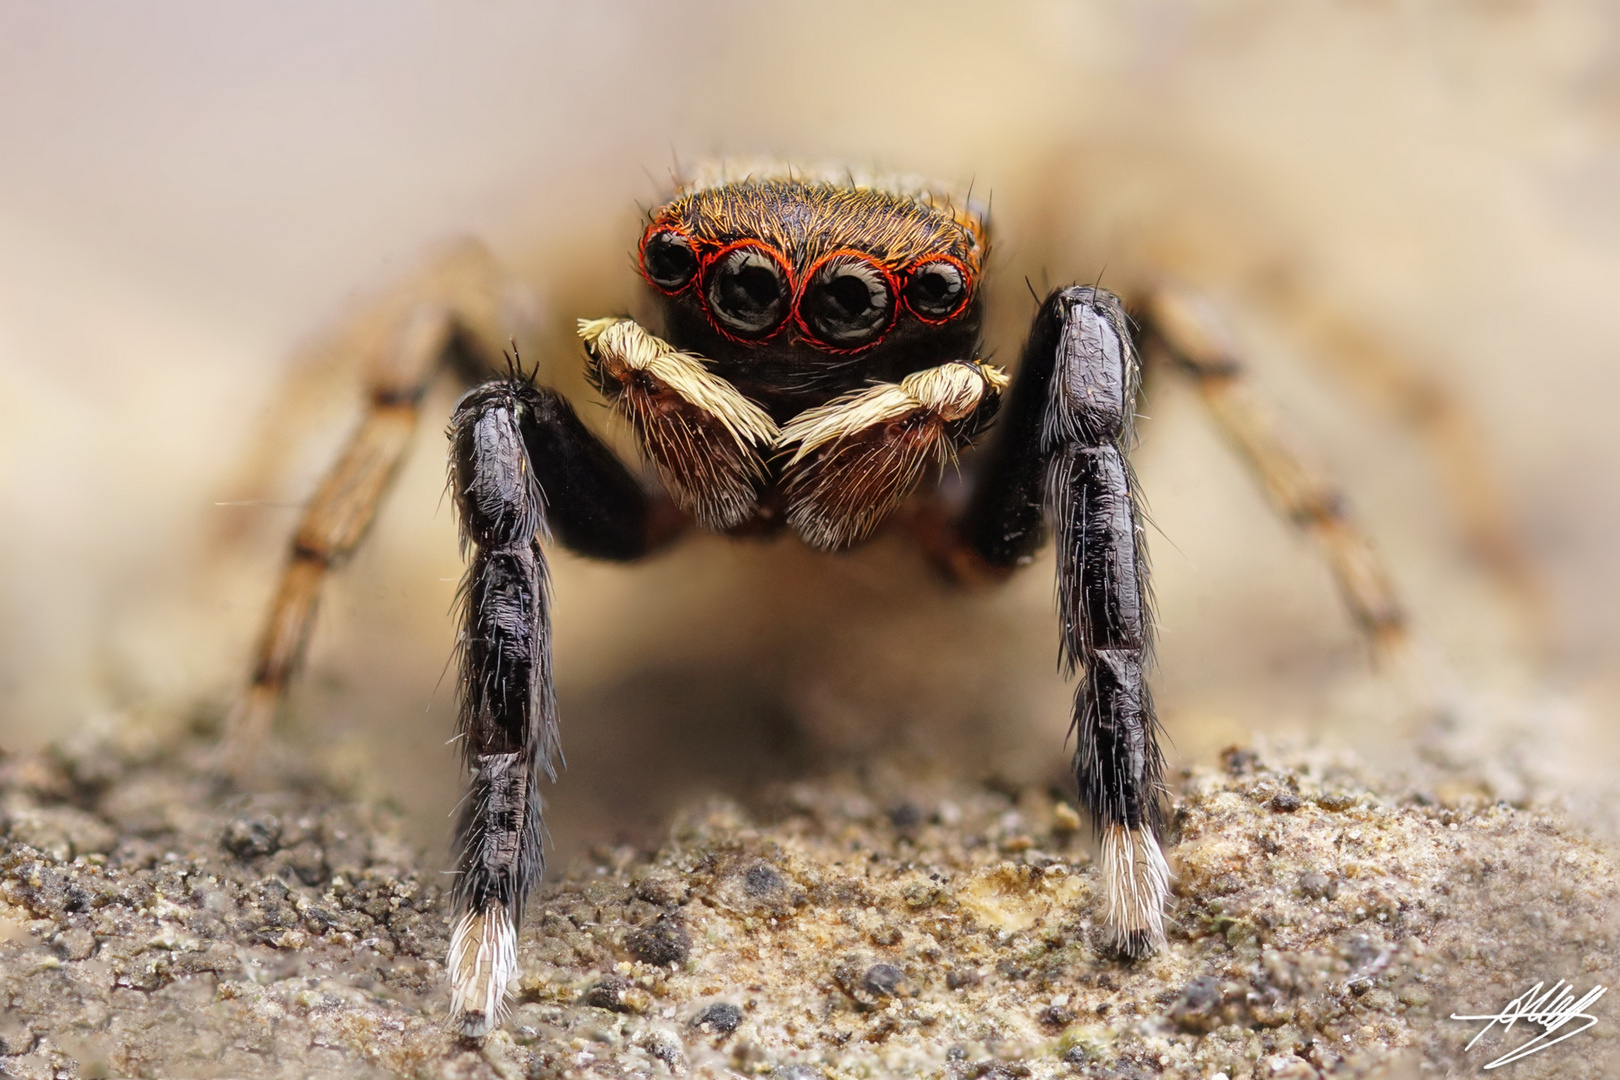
[901,254,973,324]
[698,239,795,343]
[793,249,901,354]
[638,223,700,295]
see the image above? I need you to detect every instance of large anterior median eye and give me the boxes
[702,242,791,339]
[640,228,698,292]
[903,257,970,322]
[798,253,896,349]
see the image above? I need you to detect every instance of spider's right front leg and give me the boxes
[445,377,675,1039]
[959,286,1169,958]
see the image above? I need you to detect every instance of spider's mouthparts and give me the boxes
[576,316,778,531]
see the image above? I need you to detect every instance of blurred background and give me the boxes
[1,1,1617,861]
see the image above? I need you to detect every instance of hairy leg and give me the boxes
[1135,285,1408,659]
[1259,278,1540,618]
[227,242,518,769]
[956,285,1169,957]
[444,377,678,1038]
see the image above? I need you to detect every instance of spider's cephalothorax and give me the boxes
[232,162,1418,1040]
[638,173,987,414]
[581,171,1007,550]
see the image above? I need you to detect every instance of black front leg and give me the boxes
[444,379,677,1038]
[961,286,1168,957]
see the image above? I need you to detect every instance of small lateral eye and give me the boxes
[799,254,896,349]
[904,258,970,322]
[641,229,698,292]
[703,242,791,339]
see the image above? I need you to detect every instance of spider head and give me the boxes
[637,170,987,413]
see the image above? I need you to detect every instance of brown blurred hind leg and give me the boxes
[1134,284,1410,663]
[227,242,517,773]
[1259,283,1542,624]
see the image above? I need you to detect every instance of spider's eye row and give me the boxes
[798,254,896,349]
[646,231,972,345]
[641,229,699,292]
[703,243,791,339]
[903,258,970,322]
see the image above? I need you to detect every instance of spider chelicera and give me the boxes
[226,161,1415,1038]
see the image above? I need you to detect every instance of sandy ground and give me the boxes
[2,725,1618,1079]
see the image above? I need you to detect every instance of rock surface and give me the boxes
[1,732,1616,1079]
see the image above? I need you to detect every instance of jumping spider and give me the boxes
[228,161,1417,1038]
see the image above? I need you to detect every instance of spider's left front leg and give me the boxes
[957,286,1169,957]
[444,375,676,1039]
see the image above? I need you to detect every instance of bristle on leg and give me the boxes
[448,907,518,1040]
[1100,823,1170,958]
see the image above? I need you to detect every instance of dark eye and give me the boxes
[799,255,895,348]
[904,259,969,321]
[704,244,790,338]
[641,229,698,292]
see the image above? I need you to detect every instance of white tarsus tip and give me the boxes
[1101,824,1170,957]
[448,908,518,1039]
